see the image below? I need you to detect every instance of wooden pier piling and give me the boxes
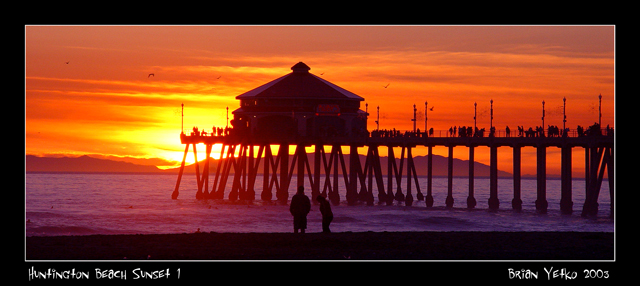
[173,131,613,218]
[560,145,573,214]
[425,146,433,207]
[488,145,499,210]
[512,145,522,211]
[467,146,476,209]
[536,145,548,213]
[445,145,454,208]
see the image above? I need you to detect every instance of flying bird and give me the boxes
[148,73,155,78]
[383,83,390,88]
[430,106,434,111]
[320,72,325,75]
[216,75,222,79]
[65,61,70,64]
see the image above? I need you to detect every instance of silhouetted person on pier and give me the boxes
[525,127,535,137]
[290,186,311,233]
[577,125,584,137]
[316,195,333,233]
[587,122,601,136]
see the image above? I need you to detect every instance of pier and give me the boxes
[172,62,614,217]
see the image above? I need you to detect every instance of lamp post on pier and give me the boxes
[598,94,602,127]
[425,101,428,135]
[365,103,369,130]
[412,104,417,133]
[376,106,380,130]
[490,99,494,136]
[474,102,477,132]
[542,100,546,134]
[563,97,567,133]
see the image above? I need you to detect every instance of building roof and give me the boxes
[236,62,364,101]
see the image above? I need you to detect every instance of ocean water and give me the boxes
[25,173,613,236]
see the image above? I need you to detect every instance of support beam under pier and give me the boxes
[582,146,612,217]
[171,143,190,200]
[425,146,434,207]
[536,145,548,213]
[313,144,321,203]
[445,145,454,208]
[277,144,290,203]
[347,145,359,205]
[488,145,499,210]
[512,145,522,210]
[560,145,573,214]
[467,146,476,209]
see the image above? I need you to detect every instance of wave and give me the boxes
[417,216,473,226]
[26,211,64,218]
[26,225,120,237]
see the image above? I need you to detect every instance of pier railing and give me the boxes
[370,128,613,138]
[184,127,613,141]
[181,127,614,148]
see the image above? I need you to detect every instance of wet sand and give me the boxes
[26,231,613,260]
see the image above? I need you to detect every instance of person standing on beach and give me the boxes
[316,195,333,233]
[289,186,311,233]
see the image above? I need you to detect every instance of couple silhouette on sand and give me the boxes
[289,186,333,233]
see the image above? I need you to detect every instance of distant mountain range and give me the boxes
[25,154,512,178]
[26,155,163,173]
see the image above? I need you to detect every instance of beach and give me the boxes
[26,231,613,260]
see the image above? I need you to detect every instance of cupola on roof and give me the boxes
[291,61,311,73]
[236,62,363,101]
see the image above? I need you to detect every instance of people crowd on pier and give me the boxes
[576,123,614,137]
[370,128,427,138]
[188,122,612,139]
[513,122,613,138]
[444,126,487,137]
[189,126,232,137]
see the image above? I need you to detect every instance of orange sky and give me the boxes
[25,25,615,176]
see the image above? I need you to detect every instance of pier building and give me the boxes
[231,62,367,139]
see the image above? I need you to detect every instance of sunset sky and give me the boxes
[25,25,615,176]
